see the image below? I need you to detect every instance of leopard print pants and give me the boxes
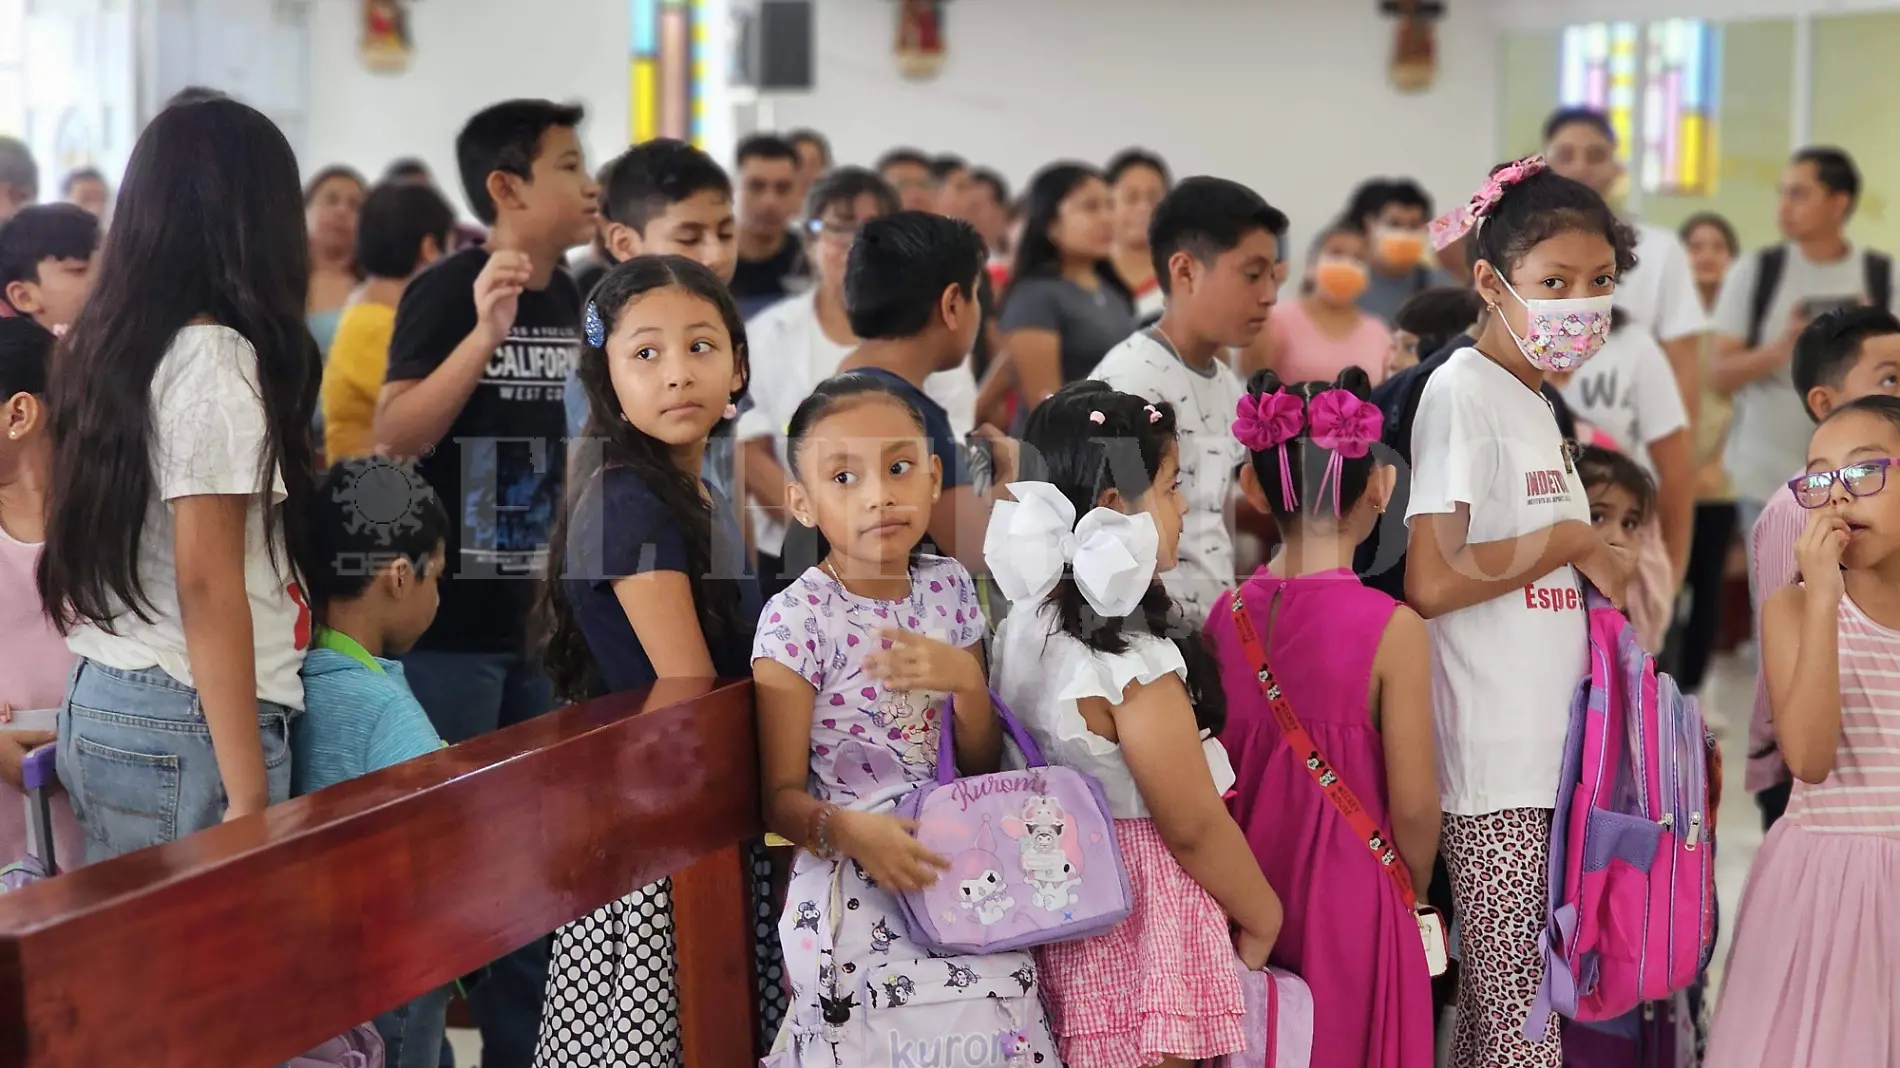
[1442,808,1563,1068]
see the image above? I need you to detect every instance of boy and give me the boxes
[930,154,977,220]
[877,147,937,214]
[0,203,100,330]
[374,98,595,1066]
[730,133,805,315]
[300,457,451,1068]
[1747,306,1900,830]
[1091,176,1287,622]
[836,211,1013,571]
[787,127,831,201]
[1347,178,1454,326]
[566,138,737,436]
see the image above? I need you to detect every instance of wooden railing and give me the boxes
[0,678,765,1068]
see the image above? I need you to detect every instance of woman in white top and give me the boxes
[36,98,317,861]
[1405,160,1637,1066]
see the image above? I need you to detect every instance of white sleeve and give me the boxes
[1655,234,1711,342]
[1709,250,1759,343]
[735,317,789,442]
[1405,378,1495,522]
[151,330,282,504]
[924,357,978,440]
[1632,334,1689,444]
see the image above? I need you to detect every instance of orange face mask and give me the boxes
[1313,257,1370,303]
[1376,228,1429,267]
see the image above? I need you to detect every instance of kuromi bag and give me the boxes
[892,692,1130,954]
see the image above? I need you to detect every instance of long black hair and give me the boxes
[1020,381,1226,735]
[38,97,317,633]
[1007,163,1131,307]
[1243,366,1380,522]
[541,255,752,701]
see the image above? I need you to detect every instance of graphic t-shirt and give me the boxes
[1406,347,1590,815]
[1556,326,1689,474]
[1092,330,1247,624]
[65,325,310,708]
[384,247,580,654]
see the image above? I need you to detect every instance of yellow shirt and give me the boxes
[320,302,396,460]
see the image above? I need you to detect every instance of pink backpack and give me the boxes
[1526,587,1716,1039]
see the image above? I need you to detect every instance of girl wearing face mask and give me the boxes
[1403,158,1638,1068]
[1264,224,1394,386]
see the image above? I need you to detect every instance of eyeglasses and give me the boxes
[806,217,862,241]
[1788,457,1900,509]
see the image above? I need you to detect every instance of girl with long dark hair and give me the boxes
[999,163,1136,403]
[36,97,318,860]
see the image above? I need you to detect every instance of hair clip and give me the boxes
[1144,404,1162,424]
[1088,411,1106,425]
[583,301,605,348]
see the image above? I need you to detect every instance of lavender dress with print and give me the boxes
[754,557,1059,1067]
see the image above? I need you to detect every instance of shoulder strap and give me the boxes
[1747,246,1788,350]
[1867,250,1893,312]
[1227,590,1418,910]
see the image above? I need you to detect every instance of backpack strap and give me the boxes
[1746,246,1788,350]
[1866,250,1894,312]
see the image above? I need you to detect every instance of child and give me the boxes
[990,382,1282,1068]
[320,182,455,459]
[299,457,451,1068]
[752,372,1060,1066]
[35,97,317,859]
[1207,366,1439,1068]
[535,255,771,1067]
[1406,157,1637,1066]
[1706,394,1900,1064]
[1574,444,1672,651]
[1266,223,1394,386]
[0,202,100,330]
[1746,306,1900,829]
[1092,175,1288,623]
[0,318,82,871]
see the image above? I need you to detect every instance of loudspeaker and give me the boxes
[734,0,813,91]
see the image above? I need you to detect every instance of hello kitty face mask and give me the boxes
[1496,274,1613,372]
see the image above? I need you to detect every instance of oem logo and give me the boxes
[333,457,433,545]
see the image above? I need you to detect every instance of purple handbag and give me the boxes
[893,691,1131,954]
[1,745,59,893]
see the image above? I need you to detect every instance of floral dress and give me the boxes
[754,558,1060,1067]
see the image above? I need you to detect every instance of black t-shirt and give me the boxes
[564,465,762,693]
[731,231,807,317]
[385,246,581,653]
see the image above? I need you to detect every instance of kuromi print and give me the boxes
[1004,796,1084,912]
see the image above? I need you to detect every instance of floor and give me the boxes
[442,650,1770,1067]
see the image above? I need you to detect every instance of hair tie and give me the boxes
[1233,391,1306,510]
[1429,154,1548,251]
[1144,404,1162,425]
[1307,389,1385,516]
[1088,410,1106,425]
[583,301,605,348]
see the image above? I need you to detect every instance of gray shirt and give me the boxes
[998,275,1138,382]
[1359,264,1454,326]
[1712,244,1881,502]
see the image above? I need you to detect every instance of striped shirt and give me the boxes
[1785,593,1900,836]
[1747,487,1804,793]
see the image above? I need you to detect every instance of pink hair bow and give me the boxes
[1428,154,1548,251]
[1307,389,1384,515]
[1234,391,1307,509]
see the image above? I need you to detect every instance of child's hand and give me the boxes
[835,809,950,893]
[473,250,532,348]
[1575,535,1635,610]
[1795,510,1850,601]
[972,424,1018,485]
[1236,926,1275,971]
[0,730,56,792]
[864,629,985,697]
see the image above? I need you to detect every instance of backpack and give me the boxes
[1745,245,1895,348]
[0,744,59,893]
[1209,966,1315,1068]
[1525,586,1716,1040]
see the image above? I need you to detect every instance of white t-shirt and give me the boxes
[735,292,977,556]
[1557,327,1689,473]
[1711,244,1883,503]
[1091,330,1247,625]
[66,325,307,710]
[1618,222,1708,344]
[1406,347,1590,815]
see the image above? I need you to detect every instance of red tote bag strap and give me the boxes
[1228,590,1420,912]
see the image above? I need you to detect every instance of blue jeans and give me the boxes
[401,649,553,1068]
[56,659,293,865]
[376,985,453,1068]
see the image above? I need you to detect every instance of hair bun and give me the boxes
[1246,368,1285,399]
[1331,365,1373,399]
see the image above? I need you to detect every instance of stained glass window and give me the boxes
[631,0,708,145]
[1559,19,1717,196]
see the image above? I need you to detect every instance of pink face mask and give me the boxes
[1498,277,1614,372]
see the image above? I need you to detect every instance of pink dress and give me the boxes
[1269,300,1393,386]
[1205,568,1435,1068]
[1706,591,1900,1066]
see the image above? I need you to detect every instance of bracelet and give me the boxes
[808,803,841,860]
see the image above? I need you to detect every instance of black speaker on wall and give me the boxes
[734,0,813,91]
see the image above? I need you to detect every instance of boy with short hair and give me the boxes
[0,203,100,330]
[877,147,937,214]
[930,154,976,220]
[1091,176,1287,622]
[1349,178,1454,325]
[1747,306,1900,830]
[300,456,451,1068]
[374,97,596,1065]
[731,133,805,314]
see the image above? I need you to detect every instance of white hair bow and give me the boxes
[983,481,1160,618]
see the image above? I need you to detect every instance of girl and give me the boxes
[752,373,1059,1066]
[989,382,1282,1068]
[1208,366,1439,1068]
[534,255,783,1066]
[1707,395,1900,1064]
[304,165,366,358]
[1106,149,1172,324]
[1574,444,1673,651]
[36,97,318,860]
[1405,157,1637,1066]
[1266,224,1394,386]
[999,164,1137,403]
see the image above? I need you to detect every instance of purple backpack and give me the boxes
[0,745,59,893]
[1210,966,1314,1068]
[894,692,1130,954]
[287,1024,385,1068]
[1527,588,1716,1038]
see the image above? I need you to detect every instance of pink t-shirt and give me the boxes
[1269,300,1392,386]
[0,523,83,871]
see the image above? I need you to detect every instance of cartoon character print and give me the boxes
[1305,750,1339,788]
[869,918,896,954]
[1009,962,1036,994]
[1002,795,1083,912]
[882,973,917,1007]
[793,900,822,933]
[949,818,1016,927]
[873,685,938,769]
[819,990,856,1047]
[944,961,979,989]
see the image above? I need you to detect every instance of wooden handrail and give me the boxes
[0,678,764,1068]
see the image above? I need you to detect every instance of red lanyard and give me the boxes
[1228,589,1420,912]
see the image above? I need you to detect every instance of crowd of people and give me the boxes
[0,84,1895,1068]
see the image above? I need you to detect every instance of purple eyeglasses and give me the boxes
[1788,457,1900,509]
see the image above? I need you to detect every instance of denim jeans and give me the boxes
[376,985,453,1068]
[56,659,293,865]
[400,649,554,1068]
